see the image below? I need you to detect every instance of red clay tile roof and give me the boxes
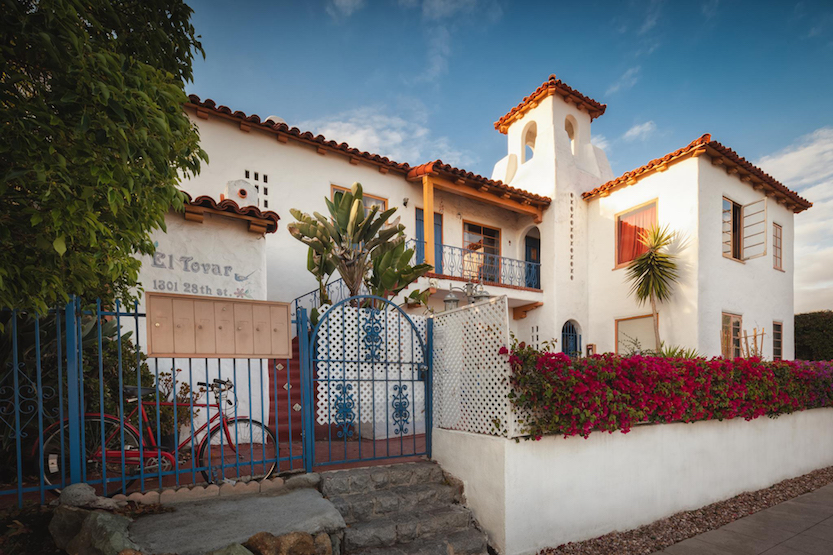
[185,94,550,210]
[494,74,607,134]
[407,161,551,206]
[184,193,280,233]
[581,134,812,213]
[186,95,412,174]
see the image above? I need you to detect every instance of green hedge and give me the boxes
[796,311,833,361]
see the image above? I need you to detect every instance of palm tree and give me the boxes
[287,182,432,303]
[625,225,679,350]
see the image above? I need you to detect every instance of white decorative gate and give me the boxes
[432,296,522,437]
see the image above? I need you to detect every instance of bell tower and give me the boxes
[489,74,615,350]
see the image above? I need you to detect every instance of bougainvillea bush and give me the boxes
[502,342,833,440]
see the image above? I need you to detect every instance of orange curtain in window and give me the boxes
[618,204,657,264]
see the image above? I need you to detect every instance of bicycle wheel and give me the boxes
[41,415,142,496]
[197,418,277,483]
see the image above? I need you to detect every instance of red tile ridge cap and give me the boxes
[494,74,607,133]
[581,134,812,213]
[186,95,411,173]
[184,193,280,233]
[408,159,552,205]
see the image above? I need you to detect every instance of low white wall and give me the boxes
[433,408,833,555]
[432,428,507,551]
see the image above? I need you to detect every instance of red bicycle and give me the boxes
[38,378,277,495]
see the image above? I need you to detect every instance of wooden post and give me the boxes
[422,176,435,268]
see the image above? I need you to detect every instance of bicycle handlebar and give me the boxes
[196,379,236,406]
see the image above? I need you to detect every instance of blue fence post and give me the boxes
[298,309,315,473]
[65,297,82,484]
[425,317,433,460]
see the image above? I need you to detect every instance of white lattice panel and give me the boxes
[433,296,520,437]
[313,303,427,437]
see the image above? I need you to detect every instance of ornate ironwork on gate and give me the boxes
[298,295,432,469]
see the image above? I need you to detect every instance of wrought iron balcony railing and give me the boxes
[407,240,541,290]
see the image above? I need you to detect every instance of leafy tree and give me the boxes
[625,225,680,350]
[288,183,432,309]
[0,0,207,312]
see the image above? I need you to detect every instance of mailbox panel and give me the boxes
[214,302,235,355]
[233,303,254,355]
[145,293,292,358]
[148,297,174,355]
[172,298,196,354]
[252,305,271,354]
[194,300,216,354]
[270,305,291,359]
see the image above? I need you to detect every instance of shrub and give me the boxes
[795,311,833,361]
[502,342,833,440]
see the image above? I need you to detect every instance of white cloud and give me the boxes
[412,26,452,83]
[756,127,833,312]
[299,104,475,168]
[701,0,720,19]
[326,0,366,18]
[397,0,502,83]
[591,134,611,151]
[639,0,663,35]
[622,121,657,142]
[606,66,641,96]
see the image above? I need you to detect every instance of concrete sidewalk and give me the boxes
[652,483,833,554]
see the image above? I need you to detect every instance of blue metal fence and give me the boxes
[0,298,304,507]
[301,296,432,468]
[407,240,541,289]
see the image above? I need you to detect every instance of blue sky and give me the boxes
[186,0,833,312]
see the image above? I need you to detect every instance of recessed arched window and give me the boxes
[522,121,537,163]
[561,320,582,357]
[565,116,577,156]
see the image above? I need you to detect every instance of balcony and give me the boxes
[408,240,541,290]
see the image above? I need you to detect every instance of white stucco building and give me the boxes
[171,74,811,360]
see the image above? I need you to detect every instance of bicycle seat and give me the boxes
[122,385,157,397]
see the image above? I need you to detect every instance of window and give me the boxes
[721,313,742,359]
[616,201,657,266]
[522,121,537,163]
[463,221,500,283]
[263,174,268,184]
[565,116,577,155]
[561,321,582,358]
[773,223,783,270]
[616,315,656,354]
[254,172,259,181]
[244,170,250,179]
[722,197,742,260]
[773,321,783,360]
[331,185,388,214]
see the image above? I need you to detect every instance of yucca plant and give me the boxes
[288,183,432,307]
[625,225,680,350]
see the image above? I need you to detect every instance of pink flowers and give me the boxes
[501,343,833,441]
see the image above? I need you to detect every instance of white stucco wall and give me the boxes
[495,95,613,349]
[696,158,796,359]
[133,211,271,430]
[432,428,507,550]
[434,408,833,555]
[586,158,701,355]
[181,112,422,305]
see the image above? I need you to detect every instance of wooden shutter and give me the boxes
[742,198,767,260]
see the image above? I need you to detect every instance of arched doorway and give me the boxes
[524,227,540,289]
[561,321,582,357]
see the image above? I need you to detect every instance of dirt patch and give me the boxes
[542,465,833,555]
[0,504,61,555]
